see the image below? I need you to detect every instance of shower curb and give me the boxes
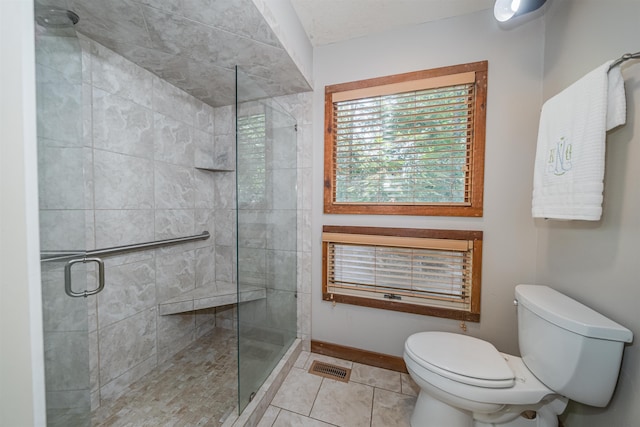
[223,338,302,427]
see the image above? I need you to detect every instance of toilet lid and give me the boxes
[406,332,515,388]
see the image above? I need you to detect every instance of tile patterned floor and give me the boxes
[91,327,238,427]
[89,329,419,427]
[257,352,420,427]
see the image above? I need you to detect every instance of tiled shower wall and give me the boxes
[39,33,312,411]
[79,37,237,407]
[272,93,313,350]
[37,26,91,420]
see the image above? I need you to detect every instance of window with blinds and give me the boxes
[237,112,267,208]
[324,61,487,216]
[322,226,482,321]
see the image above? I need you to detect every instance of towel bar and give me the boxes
[41,231,211,262]
[609,51,640,71]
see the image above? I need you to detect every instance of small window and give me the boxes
[322,226,482,322]
[324,61,487,216]
[237,112,267,208]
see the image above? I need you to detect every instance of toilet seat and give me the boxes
[405,332,515,388]
[404,332,555,406]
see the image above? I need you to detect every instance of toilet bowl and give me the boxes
[403,285,633,427]
[404,332,567,427]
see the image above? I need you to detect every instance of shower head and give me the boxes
[35,7,79,28]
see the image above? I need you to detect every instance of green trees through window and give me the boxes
[334,85,472,204]
[324,61,487,217]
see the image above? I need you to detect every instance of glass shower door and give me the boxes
[236,68,298,412]
[35,5,91,426]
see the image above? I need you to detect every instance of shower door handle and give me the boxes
[64,257,105,298]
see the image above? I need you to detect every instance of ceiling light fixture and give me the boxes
[494,0,547,22]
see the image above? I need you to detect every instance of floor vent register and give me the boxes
[308,361,351,383]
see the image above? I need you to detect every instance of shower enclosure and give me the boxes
[35,5,299,425]
[35,8,91,426]
[236,69,298,413]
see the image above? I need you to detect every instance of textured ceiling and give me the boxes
[57,0,311,107]
[290,0,494,46]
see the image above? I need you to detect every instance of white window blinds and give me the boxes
[331,74,475,205]
[322,227,482,321]
[237,113,266,207]
[324,61,487,217]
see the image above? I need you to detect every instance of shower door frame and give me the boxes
[235,67,299,414]
[34,7,93,426]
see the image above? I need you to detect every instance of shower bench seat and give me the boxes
[158,281,266,315]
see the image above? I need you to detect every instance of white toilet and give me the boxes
[403,284,633,427]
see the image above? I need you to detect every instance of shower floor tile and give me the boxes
[91,327,238,427]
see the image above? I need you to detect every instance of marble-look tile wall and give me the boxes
[36,26,92,423]
[80,38,313,408]
[38,30,312,414]
[235,100,297,351]
[234,92,312,352]
[67,0,310,107]
[78,37,231,408]
[255,92,313,351]
[269,92,313,351]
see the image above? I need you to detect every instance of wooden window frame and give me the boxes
[324,61,488,217]
[322,226,482,322]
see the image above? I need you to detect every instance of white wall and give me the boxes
[311,9,545,357]
[538,1,640,425]
[0,0,46,425]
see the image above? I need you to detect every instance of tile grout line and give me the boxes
[307,373,324,420]
[266,406,280,427]
[369,386,376,427]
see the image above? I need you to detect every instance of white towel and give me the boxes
[532,61,626,220]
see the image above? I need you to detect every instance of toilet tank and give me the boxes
[515,285,632,407]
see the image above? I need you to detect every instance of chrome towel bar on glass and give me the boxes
[41,231,210,298]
